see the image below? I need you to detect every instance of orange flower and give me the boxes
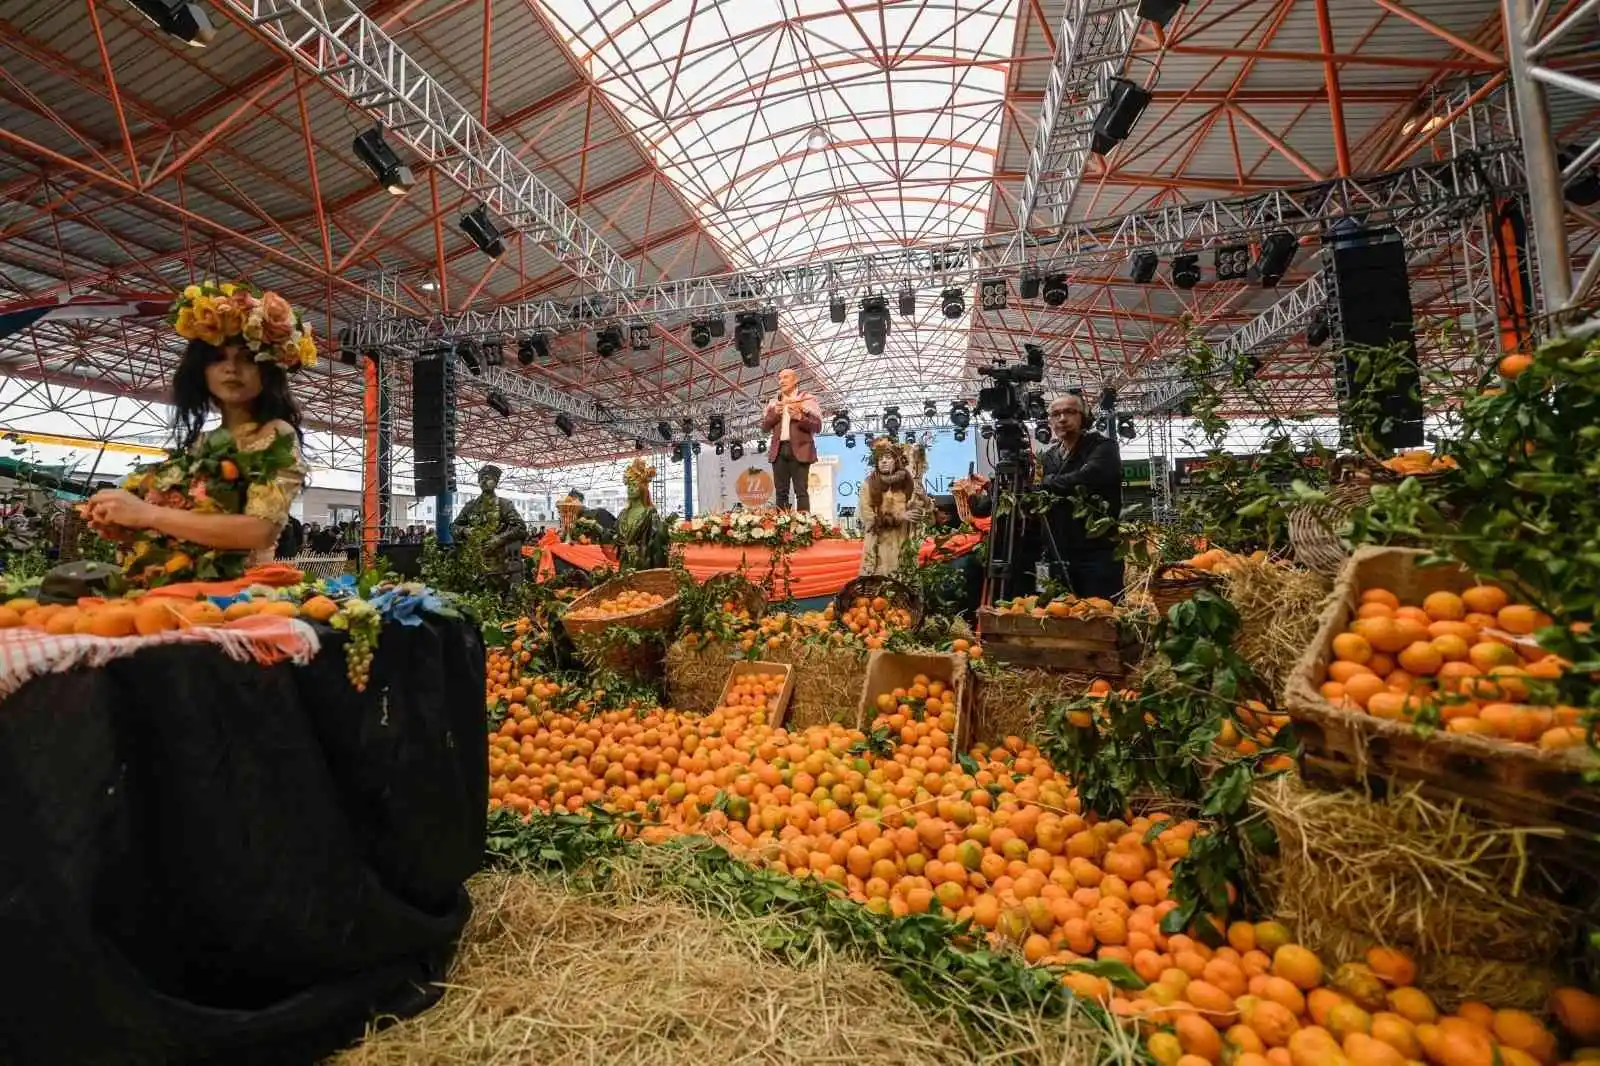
[190,298,226,346]
[219,459,240,481]
[260,291,296,343]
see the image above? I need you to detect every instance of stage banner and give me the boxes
[694,454,838,518]
[823,431,976,507]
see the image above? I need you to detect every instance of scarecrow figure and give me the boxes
[857,437,929,576]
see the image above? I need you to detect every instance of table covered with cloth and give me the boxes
[0,608,487,1065]
[534,518,990,598]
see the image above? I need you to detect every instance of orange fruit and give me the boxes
[1365,692,1407,720]
[1386,987,1437,1025]
[1342,674,1385,709]
[1332,632,1374,664]
[1430,634,1470,662]
[1460,586,1508,615]
[1491,1010,1557,1065]
[1550,987,1600,1043]
[1248,999,1302,1048]
[1356,602,1394,620]
[83,607,137,638]
[1361,588,1401,610]
[1272,945,1325,991]
[1363,947,1416,987]
[1421,592,1466,621]
[1497,604,1544,635]
[0,605,21,628]
[1467,642,1518,671]
[1498,352,1533,378]
[1396,642,1443,677]
[1176,1011,1225,1062]
[1370,1013,1421,1057]
[1327,661,1373,684]
[1327,1001,1374,1041]
[1353,618,1407,655]
[1344,1032,1407,1066]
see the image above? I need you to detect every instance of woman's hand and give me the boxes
[86,488,154,529]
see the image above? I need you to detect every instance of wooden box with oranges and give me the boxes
[857,650,970,753]
[1285,547,1599,843]
[977,596,1126,677]
[714,661,796,731]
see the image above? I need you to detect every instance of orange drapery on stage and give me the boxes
[533,519,990,600]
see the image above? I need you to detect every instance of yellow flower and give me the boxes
[182,284,202,301]
[175,306,199,339]
[220,282,236,296]
[242,312,264,344]
[190,296,226,346]
[219,301,244,341]
[297,334,318,367]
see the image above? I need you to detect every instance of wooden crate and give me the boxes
[715,660,796,730]
[1284,546,1600,845]
[977,606,1127,676]
[856,650,971,753]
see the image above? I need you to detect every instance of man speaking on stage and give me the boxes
[760,367,822,512]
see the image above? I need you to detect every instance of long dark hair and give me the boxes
[171,339,304,450]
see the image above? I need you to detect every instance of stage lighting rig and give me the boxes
[1306,308,1332,347]
[1137,0,1186,27]
[1042,275,1069,307]
[352,125,414,196]
[1130,250,1159,284]
[949,400,971,429]
[629,323,651,351]
[715,441,725,456]
[707,415,726,442]
[1118,417,1137,441]
[1171,254,1202,289]
[1035,422,1051,445]
[1254,230,1298,287]
[555,413,575,438]
[657,420,673,441]
[516,334,550,366]
[679,417,695,437]
[689,317,725,349]
[594,326,623,358]
[455,337,483,375]
[858,296,891,355]
[1020,274,1042,300]
[844,434,856,448]
[829,296,847,324]
[734,312,764,368]
[757,440,767,454]
[1091,78,1153,156]
[128,1,215,46]
[941,287,965,319]
[486,390,512,418]
[730,442,744,460]
[953,427,967,442]
[460,204,504,258]
[831,411,850,436]
[670,443,685,463]
[882,406,902,434]
[899,290,916,316]
[923,399,937,420]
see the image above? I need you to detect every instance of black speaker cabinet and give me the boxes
[1330,227,1424,450]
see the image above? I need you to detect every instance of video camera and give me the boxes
[976,343,1046,456]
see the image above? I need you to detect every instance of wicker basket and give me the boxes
[702,573,767,621]
[560,568,680,677]
[1288,481,1374,578]
[1149,563,1220,617]
[833,575,924,628]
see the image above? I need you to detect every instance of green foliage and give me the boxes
[483,807,1131,1048]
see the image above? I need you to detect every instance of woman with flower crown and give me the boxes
[83,282,313,577]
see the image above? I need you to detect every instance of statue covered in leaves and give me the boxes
[616,457,668,572]
[451,464,527,592]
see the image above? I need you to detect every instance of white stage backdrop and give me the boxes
[696,454,839,520]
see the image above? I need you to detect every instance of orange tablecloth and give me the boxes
[535,520,988,600]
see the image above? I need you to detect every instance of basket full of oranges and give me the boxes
[560,568,680,646]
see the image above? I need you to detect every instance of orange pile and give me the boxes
[1320,585,1584,750]
[1134,936,1600,1066]
[566,588,666,621]
[1379,450,1459,476]
[827,594,915,649]
[0,594,317,636]
[1187,549,1274,574]
[995,594,1117,619]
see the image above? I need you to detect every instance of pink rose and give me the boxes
[260,291,295,343]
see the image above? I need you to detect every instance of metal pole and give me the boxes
[682,447,694,517]
[1502,0,1573,309]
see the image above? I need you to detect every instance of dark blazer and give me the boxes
[760,393,823,463]
[1039,430,1123,553]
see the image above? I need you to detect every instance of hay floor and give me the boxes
[330,869,1112,1066]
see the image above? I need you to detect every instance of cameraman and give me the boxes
[1039,394,1124,601]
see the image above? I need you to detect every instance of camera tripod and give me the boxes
[980,434,1069,607]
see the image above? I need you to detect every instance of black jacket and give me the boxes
[1038,430,1122,553]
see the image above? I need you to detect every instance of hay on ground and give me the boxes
[778,643,869,731]
[1220,559,1331,698]
[663,637,733,713]
[329,868,1120,1066]
[1254,774,1578,1009]
[971,669,1099,749]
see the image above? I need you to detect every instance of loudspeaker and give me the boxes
[1329,227,1423,450]
[411,357,456,496]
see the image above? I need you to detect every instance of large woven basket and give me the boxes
[562,568,679,636]
[833,575,924,628]
[1288,481,1374,578]
[702,573,767,621]
[1149,563,1220,618]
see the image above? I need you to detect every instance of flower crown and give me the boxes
[169,281,317,373]
[869,436,904,461]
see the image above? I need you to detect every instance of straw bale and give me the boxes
[1219,559,1331,697]
[971,669,1100,749]
[778,643,870,731]
[1254,775,1579,1008]
[329,869,1117,1066]
[664,637,734,713]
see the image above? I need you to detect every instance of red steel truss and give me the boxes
[1,0,1596,474]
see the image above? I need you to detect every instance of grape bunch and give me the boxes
[330,598,382,692]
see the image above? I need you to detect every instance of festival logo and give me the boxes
[734,466,773,507]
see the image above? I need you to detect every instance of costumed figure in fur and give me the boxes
[857,437,929,576]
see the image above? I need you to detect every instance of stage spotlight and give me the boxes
[757,439,767,453]
[762,308,780,333]
[1130,249,1159,284]
[1026,391,1047,420]
[1171,253,1202,289]
[832,411,850,436]
[899,290,916,317]
[670,442,685,463]
[516,334,546,366]
[953,428,967,442]
[923,399,937,420]
[1042,274,1069,307]
[483,340,505,367]
[858,296,890,355]
[1100,387,1117,411]
[629,323,651,351]
[715,441,725,456]
[635,439,645,450]
[352,125,414,196]
[455,337,483,375]
[734,312,764,368]
[1118,416,1136,441]
[555,413,575,437]
[657,420,673,441]
[980,424,994,441]
[1035,422,1051,445]
[129,1,215,46]
[882,406,902,434]
[486,389,512,418]
[707,414,726,442]
[594,325,623,358]
[844,434,856,448]
[693,441,702,456]
[949,400,971,429]
[730,442,744,460]
[679,417,695,437]
[829,296,847,324]
[1306,308,1332,347]
[1091,78,1153,156]
[1136,0,1186,27]
[1020,274,1042,300]
[689,317,725,349]
[459,204,504,258]
[1254,230,1298,287]
[941,287,965,319]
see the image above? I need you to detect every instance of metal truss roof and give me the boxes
[1,0,1597,473]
